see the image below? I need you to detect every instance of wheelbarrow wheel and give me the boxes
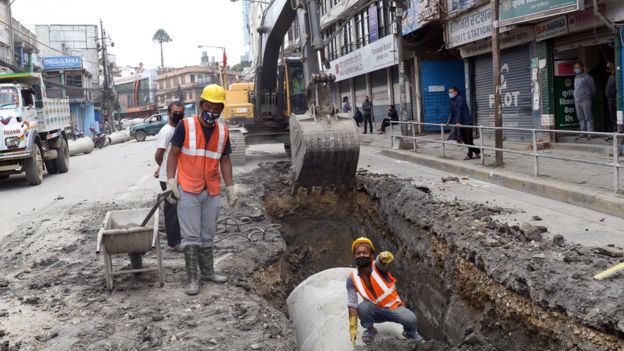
[129,253,143,270]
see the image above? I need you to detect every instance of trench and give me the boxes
[248,166,624,351]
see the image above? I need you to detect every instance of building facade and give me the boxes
[113,69,158,120]
[35,24,100,134]
[0,0,38,73]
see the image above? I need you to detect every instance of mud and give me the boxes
[253,162,624,350]
[2,160,623,351]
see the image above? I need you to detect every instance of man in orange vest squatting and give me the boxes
[347,237,424,345]
[165,84,239,295]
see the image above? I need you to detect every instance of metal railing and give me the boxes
[388,121,624,193]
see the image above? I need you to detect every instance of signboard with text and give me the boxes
[328,35,397,82]
[460,27,534,57]
[446,6,492,48]
[42,56,82,70]
[500,0,580,26]
[402,0,439,35]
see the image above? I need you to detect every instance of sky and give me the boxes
[12,0,248,70]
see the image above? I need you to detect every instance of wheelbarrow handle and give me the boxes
[139,190,174,227]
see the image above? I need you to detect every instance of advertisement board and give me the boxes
[42,56,82,70]
[500,0,579,26]
[446,6,492,48]
[328,35,397,82]
[402,0,439,35]
[369,4,378,42]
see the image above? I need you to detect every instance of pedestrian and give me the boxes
[573,62,596,139]
[346,237,423,346]
[165,84,239,296]
[154,101,184,252]
[605,61,617,139]
[378,105,398,134]
[362,96,373,134]
[342,96,352,114]
[353,107,363,127]
[447,87,480,160]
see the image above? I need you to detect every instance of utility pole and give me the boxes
[99,19,113,133]
[394,0,411,147]
[491,0,503,166]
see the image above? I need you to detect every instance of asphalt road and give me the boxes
[1,139,622,248]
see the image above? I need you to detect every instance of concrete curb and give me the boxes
[379,149,624,219]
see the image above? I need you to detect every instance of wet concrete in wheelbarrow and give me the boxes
[0,161,623,350]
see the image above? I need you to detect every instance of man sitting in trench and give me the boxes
[346,237,424,345]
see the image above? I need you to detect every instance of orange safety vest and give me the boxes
[351,262,404,310]
[177,116,229,195]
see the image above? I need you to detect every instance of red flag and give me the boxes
[222,49,227,67]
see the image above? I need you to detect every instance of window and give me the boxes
[180,75,185,84]
[190,74,195,83]
[354,10,370,48]
[377,1,388,38]
[341,19,353,55]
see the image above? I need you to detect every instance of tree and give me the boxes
[152,29,172,68]
[230,63,243,72]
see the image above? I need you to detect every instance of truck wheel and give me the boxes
[44,160,58,174]
[135,130,146,142]
[54,138,70,173]
[24,145,44,185]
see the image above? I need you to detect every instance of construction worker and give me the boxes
[165,84,239,295]
[346,237,423,345]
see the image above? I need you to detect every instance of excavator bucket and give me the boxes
[289,111,360,190]
[289,74,360,190]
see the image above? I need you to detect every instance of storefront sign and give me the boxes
[402,0,439,35]
[0,24,8,46]
[535,15,568,41]
[369,4,378,42]
[500,0,580,26]
[329,35,396,82]
[567,4,606,33]
[460,27,534,57]
[42,56,83,70]
[446,6,492,48]
[554,75,579,129]
[448,0,480,15]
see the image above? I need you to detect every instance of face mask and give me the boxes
[171,112,184,125]
[355,256,372,267]
[201,110,220,122]
[575,69,582,75]
[449,93,455,99]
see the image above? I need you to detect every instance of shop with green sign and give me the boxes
[500,0,579,26]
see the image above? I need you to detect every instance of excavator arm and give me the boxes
[255,0,360,190]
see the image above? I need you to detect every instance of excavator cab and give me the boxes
[284,59,307,115]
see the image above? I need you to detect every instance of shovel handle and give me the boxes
[140,190,173,227]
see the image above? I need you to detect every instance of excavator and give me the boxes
[223,0,360,189]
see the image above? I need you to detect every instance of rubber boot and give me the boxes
[184,245,200,295]
[199,247,227,283]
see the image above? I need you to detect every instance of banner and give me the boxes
[42,56,82,70]
[500,0,579,26]
[369,4,378,42]
[328,35,397,82]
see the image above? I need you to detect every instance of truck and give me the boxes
[0,72,71,185]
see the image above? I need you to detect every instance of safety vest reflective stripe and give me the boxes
[351,262,403,310]
[181,118,224,160]
[180,147,221,159]
[188,116,197,150]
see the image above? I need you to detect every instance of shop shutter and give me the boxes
[354,75,367,110]
[370,68,389,120]
[473,45,532,141]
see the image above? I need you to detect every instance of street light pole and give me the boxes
[394,0,411,147]
[491,0,503,166]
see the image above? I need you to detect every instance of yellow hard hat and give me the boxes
[352,237,375,253]
[200,84,226,104]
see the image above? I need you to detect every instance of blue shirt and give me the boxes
[573,73,595,102]
[170,118,232,156]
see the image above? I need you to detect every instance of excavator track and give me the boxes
[289,111,359,190]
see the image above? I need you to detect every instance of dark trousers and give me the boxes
[380,118,398,132]
[608,98,617,133]
[159,181,181,247]
[363,114,373,133]
[460,127,480,158]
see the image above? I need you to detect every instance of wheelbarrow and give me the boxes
[96,191,171,291]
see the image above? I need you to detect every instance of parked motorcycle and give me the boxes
[89,127,109,149]
[71,128,85,141]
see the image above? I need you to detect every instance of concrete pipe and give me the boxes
[287,267,402,351]
[109,130,129,145]
[68,137,94,156]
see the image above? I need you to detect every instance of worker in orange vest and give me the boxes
[346,237,423,345]
[165,84,239,295]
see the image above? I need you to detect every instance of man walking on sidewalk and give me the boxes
[448,87,480,160]
[362,96,373,134]
[154,101,184,251]
[166,84,240,295]
[573,62,596,138]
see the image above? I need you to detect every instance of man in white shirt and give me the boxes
[154,101,184,251]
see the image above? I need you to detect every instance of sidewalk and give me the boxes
[359,129,624,218]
